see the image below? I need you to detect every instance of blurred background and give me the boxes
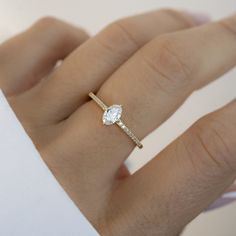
[0,0,235,235]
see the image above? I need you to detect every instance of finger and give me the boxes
[116,99,236,235]
[0,17,89,95]
[64,13,236,180]
[28,9,205,123]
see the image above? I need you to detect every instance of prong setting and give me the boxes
[102,105,122,125]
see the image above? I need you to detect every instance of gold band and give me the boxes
[89,92,143,149]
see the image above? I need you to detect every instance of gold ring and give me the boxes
[89,92,143,149]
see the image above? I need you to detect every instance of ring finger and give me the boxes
[21,9,205,125]
[60,13,236,184]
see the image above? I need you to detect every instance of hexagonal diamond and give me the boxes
[103,105,122,125]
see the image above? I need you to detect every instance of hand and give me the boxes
[1,9,236,236]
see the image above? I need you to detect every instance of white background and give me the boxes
[0,0,236,235]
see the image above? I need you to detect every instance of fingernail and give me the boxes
[184,11,211,25]
[206,191,236,211]
[206,197,236,211]
[223,191,236,198]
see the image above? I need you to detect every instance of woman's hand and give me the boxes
[1,9,236,236]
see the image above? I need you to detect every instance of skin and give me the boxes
[0,9,236,236]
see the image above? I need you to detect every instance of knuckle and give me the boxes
[96,21,139,54]
[218,16,236,39]
[34,16,60,29]
[161,8,195,27]
[193,116,236,173]
[160,8,179,16]
[33,17,70,49]
[111,20,140,48]
[140,36,192,92]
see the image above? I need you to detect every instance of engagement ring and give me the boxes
[89,92,143,149]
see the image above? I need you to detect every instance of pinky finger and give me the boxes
[0,17,89,95]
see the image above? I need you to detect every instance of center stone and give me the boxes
[103,105,122,125]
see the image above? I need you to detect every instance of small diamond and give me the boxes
[103,105,122,125]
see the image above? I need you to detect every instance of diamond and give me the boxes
[103,105,122,125]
